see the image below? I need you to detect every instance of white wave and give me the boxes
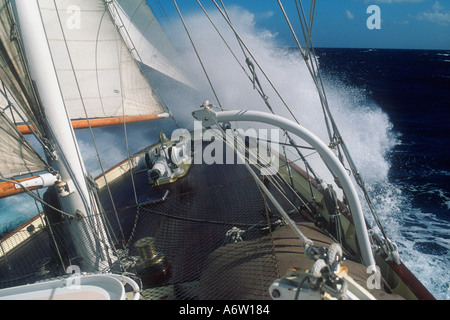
[165,7,449,299]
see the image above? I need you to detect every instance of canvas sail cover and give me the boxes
[0,111,47,179]
[36,0,165,120]
[112,0,191,86]
[0,0,45,134]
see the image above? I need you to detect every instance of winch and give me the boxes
[269,243,377,300]
[136,132,191,185]
[134,237,171,288]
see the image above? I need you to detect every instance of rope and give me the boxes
[195,0,266,105]
[107,2,139,208]
[195,2,324,214]
[36,2,94,219]
[0,82,50,156]
[277,0,397,257]
[211,0,300,124]
[1,174,128,271]
[204,109,315,250]
[202,2,325,206]
[216,0,271,106]
[172,0,223,110]
[0,176,72,219]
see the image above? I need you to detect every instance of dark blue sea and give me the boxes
[315,48,450,299]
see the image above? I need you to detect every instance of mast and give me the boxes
[11,0,114,272]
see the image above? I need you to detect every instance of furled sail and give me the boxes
[0,111,47,179]
[36,0,165,121]
[0,0,45,135]
[112,0,192,86]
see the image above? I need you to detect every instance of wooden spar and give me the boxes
[0,173,58,199]
[0,178,38,199]
[16,113,170,135]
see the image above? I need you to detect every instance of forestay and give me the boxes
[36,0,164,120]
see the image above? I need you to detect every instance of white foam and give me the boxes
[164,7,449,299]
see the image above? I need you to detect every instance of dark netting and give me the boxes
[0,215,79,289]
[126,177,278,300]
[0,162,283,300]
[105,162,282,300]
[0,160,403,300]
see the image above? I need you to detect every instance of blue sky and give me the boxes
[149,0,450,50]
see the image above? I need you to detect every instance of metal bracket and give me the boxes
[57,180,75,197]
[192,101,216,128]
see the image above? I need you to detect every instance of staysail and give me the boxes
[36,0,165,122]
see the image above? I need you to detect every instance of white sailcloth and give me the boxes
[0,0,180,177]
[0,86,28,126]
[0,0,48,178]
[0,111,47,179]
[37,0,164,120]
[0,0,45,134]
[112,0,192,86]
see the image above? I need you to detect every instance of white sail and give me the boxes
[11,0,118,272]
[0,0,45,134]
[36,0,164,120]
[0,112,47,179]
[0,0,48,179]
[111,0,192,86]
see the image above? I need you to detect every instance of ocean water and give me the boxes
[315,48,450,300]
